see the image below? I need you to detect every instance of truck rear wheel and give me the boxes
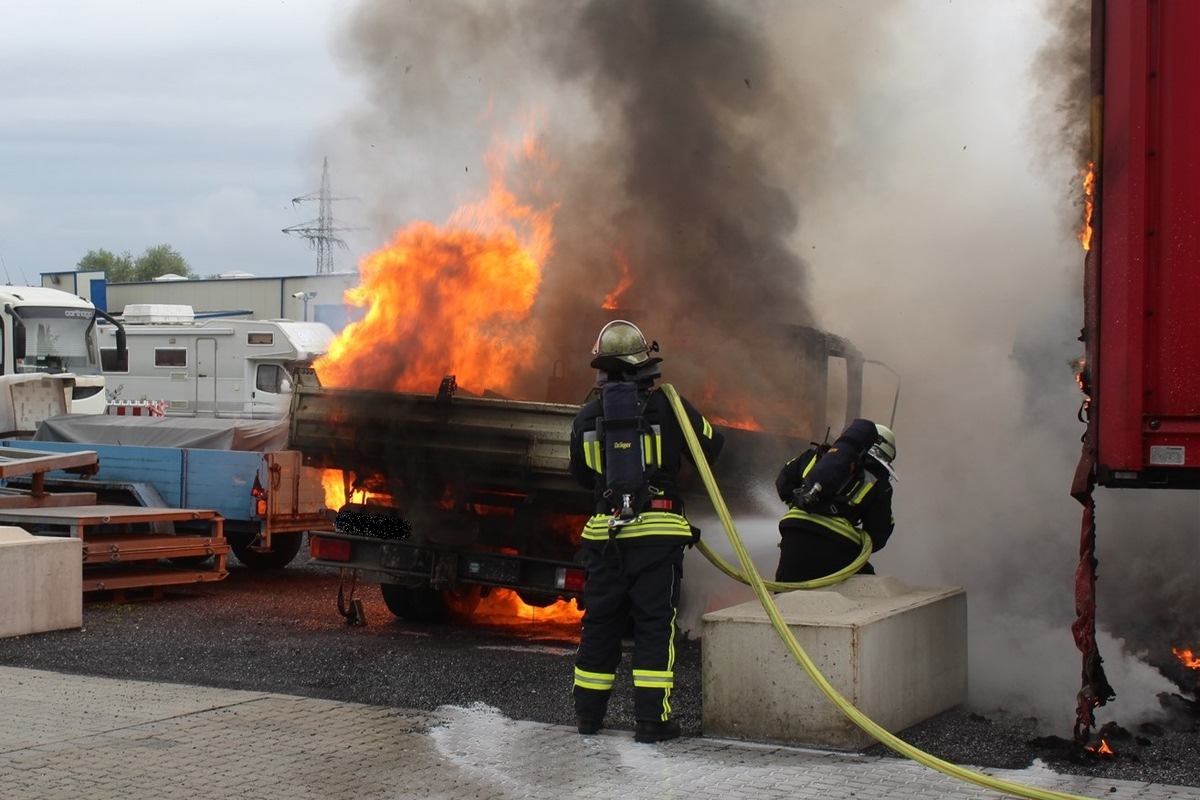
[229,533,304,570]
[380,584,482,623]
[380,584,443,622]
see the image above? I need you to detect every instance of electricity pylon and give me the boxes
[283,158,357,274]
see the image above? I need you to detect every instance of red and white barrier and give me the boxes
[105,400,167,417]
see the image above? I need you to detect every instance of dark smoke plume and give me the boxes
[331,0,864,437]
[538,0,815,401]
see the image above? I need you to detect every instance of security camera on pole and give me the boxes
[292,291,317,322]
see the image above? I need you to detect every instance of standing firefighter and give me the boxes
[775,419,897,583]
[568,320,724,743]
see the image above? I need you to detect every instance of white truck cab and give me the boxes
[0,285,123,416]
[98,304,335,418]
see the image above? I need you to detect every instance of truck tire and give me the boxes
[440,585,483,620]
[380,584,482,623]
[229,533,304,570]
[380,584,445,622]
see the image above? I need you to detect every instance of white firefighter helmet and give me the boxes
[868,423,898,480]
[590,320,660,370]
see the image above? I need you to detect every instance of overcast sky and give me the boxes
[0,0,1067,284]
[0,0,355,281]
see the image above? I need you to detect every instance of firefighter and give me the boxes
[774,419,896,583]
[568,320,724,743]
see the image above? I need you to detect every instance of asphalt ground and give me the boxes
[0,543,1197,791]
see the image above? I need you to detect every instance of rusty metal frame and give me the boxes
[0,505,229,592]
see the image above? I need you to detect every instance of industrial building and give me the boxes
[40,269,362,332]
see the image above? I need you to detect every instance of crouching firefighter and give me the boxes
[775,418,897,584]
[568,320,724,743]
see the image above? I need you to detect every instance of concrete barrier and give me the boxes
[0,527,82,638]
[702,575,967,750]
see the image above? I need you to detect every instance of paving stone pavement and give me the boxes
[3,666,1200,800]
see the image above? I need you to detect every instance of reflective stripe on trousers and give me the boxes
[573,542,683,723]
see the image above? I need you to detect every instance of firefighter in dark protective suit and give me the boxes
[775,418,897,583]
[568,320,724,743]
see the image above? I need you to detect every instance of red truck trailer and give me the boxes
[1072,0,1200,744]
[1080,0,1200,489]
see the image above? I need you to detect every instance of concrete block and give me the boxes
[701,575,966,750]
[0,526,82,638]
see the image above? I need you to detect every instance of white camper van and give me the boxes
[98,304,335,418]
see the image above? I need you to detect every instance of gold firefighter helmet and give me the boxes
[590,320,661,370]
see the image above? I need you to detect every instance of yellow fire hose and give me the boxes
[661,383,1095,800]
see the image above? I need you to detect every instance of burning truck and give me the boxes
[282,90,898,625]
[293,319,883,624]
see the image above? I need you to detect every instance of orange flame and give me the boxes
[476,587,583,627]
[699,378,764,431]
[710,413,764,432]
[321,469,345,509]
[315,128,557,396]
[321,468,390,509]
[602,249,635,310]
[1079,161,1095,251]
[1072,356,1091,412]
[1173,647,1200,668]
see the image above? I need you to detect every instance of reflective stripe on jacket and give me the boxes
[581,510,694,542]
[781,454,879,543]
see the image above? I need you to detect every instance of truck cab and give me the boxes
[0,285,124,416]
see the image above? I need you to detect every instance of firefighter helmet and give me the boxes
[868,423,897,479]
[590,320,660,370]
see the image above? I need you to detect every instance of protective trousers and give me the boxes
[573,541,683,723]
[776,522,873,583]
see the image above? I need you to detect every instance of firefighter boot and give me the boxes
[577,717,604,735]
[634,718,680,743]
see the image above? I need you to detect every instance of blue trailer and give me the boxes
[2,416,332,569]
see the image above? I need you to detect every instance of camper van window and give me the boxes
[247,332,274,345]
[155,348,187,368]
[100,348,129,373]
[256,364,284,393]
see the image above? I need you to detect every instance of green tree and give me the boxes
[132,244,192,281]
[76,244,194,282]
[76,249,135,282]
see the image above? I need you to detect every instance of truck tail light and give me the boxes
[310,536,352,562]
[251,473,268,516]
[556,566,587,593]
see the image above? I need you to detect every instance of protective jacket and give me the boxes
[776,449,894,549]
[569,386,723,545]
[775,448,894,583]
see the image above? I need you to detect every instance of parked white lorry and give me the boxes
[0,285,126,418]
[97,304,335,418]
